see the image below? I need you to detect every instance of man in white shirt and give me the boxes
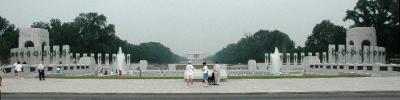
[185,61,194,87]
[213,62,221,85]
[37,62,45,81]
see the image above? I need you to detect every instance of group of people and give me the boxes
[185,61,221,87]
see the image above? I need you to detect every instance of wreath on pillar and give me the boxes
[62,51,67,56]
[366,49,371,56]
[341,49,346,56]
[34,51,39,56]
[27,51,31,57]
[373,51,378,55]
[351,49,356,56]
[42,51,47,56]
[359,49,364,55]
[20,52,24,57]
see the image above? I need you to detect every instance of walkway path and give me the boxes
[1,77,400,93]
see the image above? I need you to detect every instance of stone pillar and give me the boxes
[62,45,70,64]
[350,45,356,64]
[52,46,60,64]
[322,52,327,63]
[315,52,320,63]
[43,46,50,64]
[76,53,81,64]
[300,53,305,64]
[127,54,131,64]
[264,53,268,65]
[112,54,116,65]
[328,45,335,63]
[105,54,109,66]
[286,53,290,65]
[280,53,283,65]
[97,53,102,64]
[364,46,371,64]
[10,48,16,63]
[382,47,386,64]
[139,60,148,71]
[248,59,257,71]
[26,47,33,64]
[68,53,75,64]
[33,47,40,64]
[357,46,363,64]
[338,45,345,64]
[19,48,25,63]
[371,46,377,63]
[294,53,298,65]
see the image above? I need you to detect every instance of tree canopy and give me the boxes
[212,30,295,64]
[304,20,346,52]
[29,12,183,64]
[0,16,19,63]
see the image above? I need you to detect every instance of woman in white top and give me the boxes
[202,62,209,87]
[15,62,23,79]
[185,61,194,87]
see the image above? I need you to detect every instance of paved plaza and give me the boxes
[1,77,400,94]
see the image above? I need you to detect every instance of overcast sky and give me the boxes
[0,0,357,56]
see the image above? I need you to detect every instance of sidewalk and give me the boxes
[1,77,400,94]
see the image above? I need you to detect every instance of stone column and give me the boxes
[69,53,73,64]
[10,48,16,63]
[105,54,109,66]
[139,60,148,71]
[382,47,386,64]
[350,45,356,64]
[127,54,131,64]
[20,48,26,63]
[76,53,81,64]
[364,46,371,64]
[97,53,102,64]
[328,44,335,63]
[294,53,298,65]
[315,52,320,63]
[248,59,257,71]
[264,53,268,65]
[112,54,116,66]
[43,46,50,64]
[286,53,290,65]
[26,47,32,64]
[300,53,305,65]
[33,47,40,64]
[322,52,327,63]
[357,46,363,64]
[52,46,60,64]
[62,45,70,64]
[338,45,345,64]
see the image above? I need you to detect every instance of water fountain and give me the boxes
[270,47,282,75]
[116,47,126,75]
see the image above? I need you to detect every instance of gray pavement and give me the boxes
[2,92,400,100]
[1,76,400,94]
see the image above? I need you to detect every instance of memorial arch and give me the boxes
[18,28,49,48]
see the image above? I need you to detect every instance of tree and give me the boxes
[344,0,399,57]
[212,29,295,64]
[304,20,346,52]
[30,12,182,63]
[0,16,19,63]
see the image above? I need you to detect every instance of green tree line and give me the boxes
[0,13,183,64]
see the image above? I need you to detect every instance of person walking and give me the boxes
[15,61,23,79]
[213,62,221,85]
[185,61,194,87]
[37,62,45,81]
[0,64,4,86]
[202,62,209,87]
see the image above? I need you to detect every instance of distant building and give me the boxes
[187,50,206,64]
